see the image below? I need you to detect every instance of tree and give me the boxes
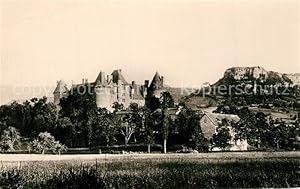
[146,97,161,111]
[31,132,67,154]
[59,87,98,147]
[161,109,171,154]
[192,128,209,152]
[0,102,25,135]
[213,104,238,114]
[0,98,58,138]
[160,92,175,109]
[141,107,154,153]
[119,103,143,147]
[91,108,116,147]
[234,108,270,148]
[269,122,291,149]
[0,127,21,152]
[265,120,299,150]
[174,106,195,145]
[29,97,57,137]
[54,117,75,147]
[234,107,299,150]
[173,106,209,152]
[211,127,232,151]
[160,92,175,153]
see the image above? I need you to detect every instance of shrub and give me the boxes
[30,132,67,154]
[0,127,21,152]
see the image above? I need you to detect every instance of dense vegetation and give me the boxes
[213,105,300,150]
[191,73,300,108]
[0,81,299,153]
[0,91,212,153]
[0,156,299,188]
[0,72,300,188]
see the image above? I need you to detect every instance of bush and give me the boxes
[30,132,67,154]
[0,127,21,152]
[0,169,23,189]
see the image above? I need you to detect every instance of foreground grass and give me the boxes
[0,154,300,188]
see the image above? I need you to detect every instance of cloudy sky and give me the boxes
[1,0,299,104]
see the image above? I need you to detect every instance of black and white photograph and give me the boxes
[0,0,300,188]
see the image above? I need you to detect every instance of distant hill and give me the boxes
[183,66,300,109]
[216,66,300,86]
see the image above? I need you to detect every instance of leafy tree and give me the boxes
[161,109,172,154]
[141,107,154,153]
[160,92,175,109]
[54,117,75,147]
[160,92,175,153]
[31,132,67,154]
[248,112,270,148]
[192,128,210,152]
[0,127,21,152]
[174,106,198,146]
[91,108,116,147]
[211,127,232,151]
[213,104,238,114]
[234,108,270,148]
[265,119,300,150]
[268,122,292,149]
[144,92,175,153]
[29,97,57,136]
[0,102,25,134]
[146,97,161,111]
[119,103,143,146]
[0,97,57,138]
[59,87,98,147]
[174,106,209,152]
[234,107,300,150]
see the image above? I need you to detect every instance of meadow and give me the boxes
[0,152,300,189]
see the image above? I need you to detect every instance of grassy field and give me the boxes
[0,152,300,189]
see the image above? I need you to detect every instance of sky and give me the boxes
[1,0,299,104]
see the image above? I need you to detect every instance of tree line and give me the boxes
[214,104,300,150]
[0,91,209,153]
[0,89,299,154]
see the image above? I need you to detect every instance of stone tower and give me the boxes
[53,80,68,105]
[111,69,131,107]
[147,72,166,98]
[95,71,112,109]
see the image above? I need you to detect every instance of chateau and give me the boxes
[53,69,169,111]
